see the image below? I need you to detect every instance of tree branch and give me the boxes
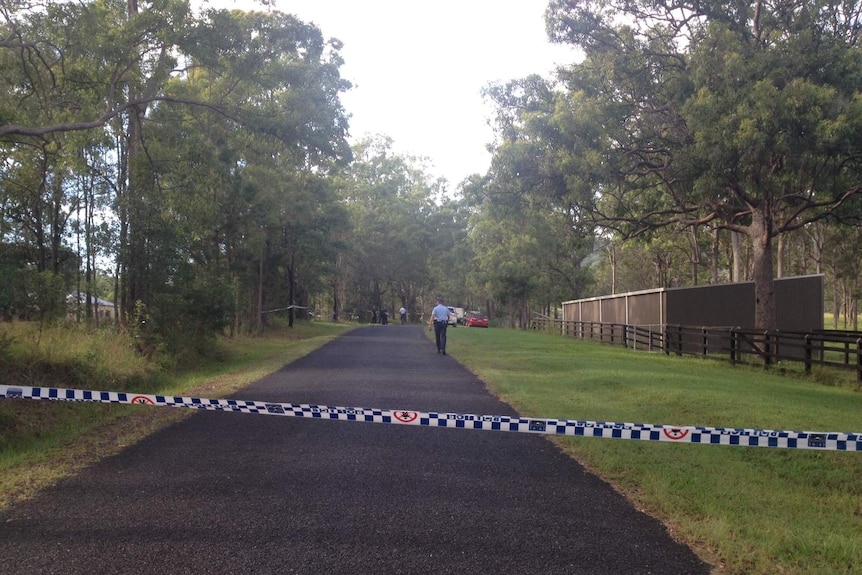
[0,96,231,139]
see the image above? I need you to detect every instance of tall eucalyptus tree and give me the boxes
[542,0,862,329]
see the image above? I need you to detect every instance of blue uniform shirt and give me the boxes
[432,303,450,322]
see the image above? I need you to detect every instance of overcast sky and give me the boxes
[213,0,581,189]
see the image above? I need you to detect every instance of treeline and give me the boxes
[1,1,356,354]
[0,0,591,354]
[4,1,862,361]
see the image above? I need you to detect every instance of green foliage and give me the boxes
[464,96,597,323]
[0,261,70,322]
[1,1,355,348]
[337,136,450,319]
[143,268,235,364]
[30,270,69,323]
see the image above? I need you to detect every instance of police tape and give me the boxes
[1,384,860,451]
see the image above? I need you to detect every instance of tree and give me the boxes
[472,76,597,323]
[137,8,351,335]
[339,137,441,321]
[543,0,862,328]
[466,88,596,326]
[0,1,353,352]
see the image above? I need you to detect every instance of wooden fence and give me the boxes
[529,318,862,382]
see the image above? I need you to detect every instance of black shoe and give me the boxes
[442,350,446,355]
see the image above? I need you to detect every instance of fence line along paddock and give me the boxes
[530,319,862,383]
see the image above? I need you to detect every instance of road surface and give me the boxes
[0,325,711,574]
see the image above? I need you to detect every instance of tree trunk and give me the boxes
[50,174,65,275]
[125,108,149,313]
[287,256,295,328]
[750,209,776,330]
[120,0,145,321]
[806,224,824,275]
[710,226,720,283]
[854,292,859,332]
[332,281,340,321]
[776,233,785,278]
[831,263,839,329]
[688,226,700,286]
[607,243,617,294]
[257,250,264,334]
[231,273,240,337]
[731,230,743,282]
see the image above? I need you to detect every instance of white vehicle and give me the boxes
[446,306,458,327]
[447,306,466,326]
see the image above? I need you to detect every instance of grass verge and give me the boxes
[0,321,351,510]
[443,326,862,575]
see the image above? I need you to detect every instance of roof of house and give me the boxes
[67,292,114,307]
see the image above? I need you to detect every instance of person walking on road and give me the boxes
[430,296,450,354]
[399,306,407,325]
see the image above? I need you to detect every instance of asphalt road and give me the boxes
[0,325,711,574]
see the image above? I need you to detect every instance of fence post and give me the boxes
[702,327,708,357]
[730,327,737,365]
[804,334,812,375]
[677,325,683,356]
[857,338,862,384]
[763,331,772,368]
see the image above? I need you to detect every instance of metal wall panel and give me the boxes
[774,275,824,331]
[666,282,752,327]
[562,275,824,331]
[626,293,663,326]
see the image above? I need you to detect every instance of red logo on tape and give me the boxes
[131,396,155,405]
[662,428,690,441]
[393,410,418,423]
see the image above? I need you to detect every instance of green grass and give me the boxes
[443,326,862,575]
[824,313,862,330]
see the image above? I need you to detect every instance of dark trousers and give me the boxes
[434,321,448,352]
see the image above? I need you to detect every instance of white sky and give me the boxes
[213,0,581,190]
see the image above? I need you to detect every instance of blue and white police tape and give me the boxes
[1,384,859,451]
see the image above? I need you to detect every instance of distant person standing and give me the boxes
[399,306,407,325]
[429,296,450,354]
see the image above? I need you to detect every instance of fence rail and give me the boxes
[530,318,862,382]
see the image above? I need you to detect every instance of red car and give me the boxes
[466,312,489,328]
